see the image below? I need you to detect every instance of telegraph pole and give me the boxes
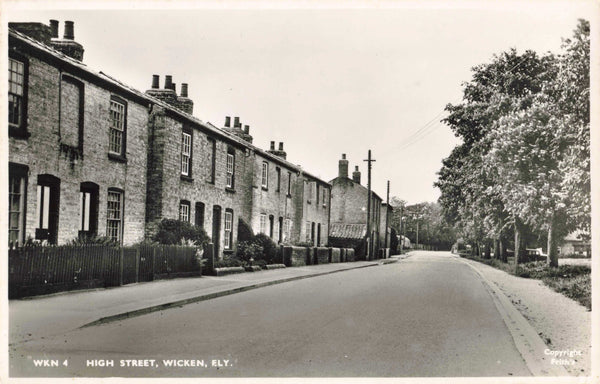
[384,180,390,256]
[364,150,376,259]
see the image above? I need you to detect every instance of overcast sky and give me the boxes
[5,1,594,205]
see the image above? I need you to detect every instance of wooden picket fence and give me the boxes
[8,244,200,299]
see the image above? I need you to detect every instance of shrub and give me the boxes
[253,233,279,263]
[236,241,264,263]
[153,219,209,247]
[237,218,254,243]
[67,235,118,246]
[390,227,399,255]
[213,255,245,268]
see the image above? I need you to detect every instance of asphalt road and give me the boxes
[10,251,531,377]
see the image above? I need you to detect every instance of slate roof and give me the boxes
[329,223,367,240]
[9,27,331,187]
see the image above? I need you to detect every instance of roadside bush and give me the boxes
[235,241,264,263]
[213,255,245,268]
[253,233,279,263]
[67,235,118,246]
[237,218,254,243]
[153,219,209,247]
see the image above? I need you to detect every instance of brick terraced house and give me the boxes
[329,154,390,259]
[7,20,332,258]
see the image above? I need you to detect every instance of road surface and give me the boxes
[10,251,531,377]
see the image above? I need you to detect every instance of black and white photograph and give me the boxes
[2,0,597,381]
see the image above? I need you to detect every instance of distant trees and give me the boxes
[436,20,590,267]
[389,200,456,251]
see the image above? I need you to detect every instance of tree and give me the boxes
[485,20,590,267]
[437,49,557,258]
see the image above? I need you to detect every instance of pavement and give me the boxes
[10,259,400,346]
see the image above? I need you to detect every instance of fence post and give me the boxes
[119,247,124,286]
[280,245,284,264]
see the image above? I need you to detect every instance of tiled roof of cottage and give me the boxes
[9,27,331,187]
[329,223,367,240]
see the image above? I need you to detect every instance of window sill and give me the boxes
[225,187,236,194]
[180,175,194,183]
[108,152,127,163]
[223,249,234,255]
[261,186,269,191]
[9,126,30,139]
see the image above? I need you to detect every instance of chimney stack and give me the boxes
[352,165,361,184]
[225,116,231,127]
[270,141,275,151]
[181,83,188,97]
[151,75,160,89]
[50,19,59,38]
[278,142,284,151]
[234,117,241,128]
[164,75,173,90]
[339,154,349,178]
[244,125,249,134]
[40,20,84,60]
[63,21,74,40]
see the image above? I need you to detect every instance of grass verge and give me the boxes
[460,255,591,310]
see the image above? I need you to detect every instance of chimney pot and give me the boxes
[181,83,188,97]
[234,117,240,128]
[352,166,362,184]
[270,141,275,150]
[172,83,177,93]
[164,75,173,90]
[355,166,359,171]
[244,125,249,134]
[63,21,74,40]
[151,75,160,89]
[279,142,284,151]
[50,19,59,38]
[339,154,349,178]
[225,116,231,127]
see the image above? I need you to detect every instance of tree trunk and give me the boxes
[484,243,491,259]
[514,218,522,268]
[547,211,558,267]
[493,238,500,260]
[499,239,507,262]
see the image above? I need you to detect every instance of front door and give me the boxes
[212,205,221,258]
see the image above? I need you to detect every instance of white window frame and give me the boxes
[9,173,25,246]
[179,201,190,222]
[306,221,311,242]
[109,99,125,155]
[8,58,25,127]
[261,162,269,188]
[224,210,233,249]
[226,153,234,188]
[106,190,123,243]
[181,132,192,176]
[260,214,267,234]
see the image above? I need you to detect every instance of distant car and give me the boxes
[525,248,547,262]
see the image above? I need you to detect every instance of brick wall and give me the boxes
[145,110,252,258]
[9,49,148,246]
[250,153,302,245]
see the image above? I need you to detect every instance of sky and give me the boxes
[4,1,595,205]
